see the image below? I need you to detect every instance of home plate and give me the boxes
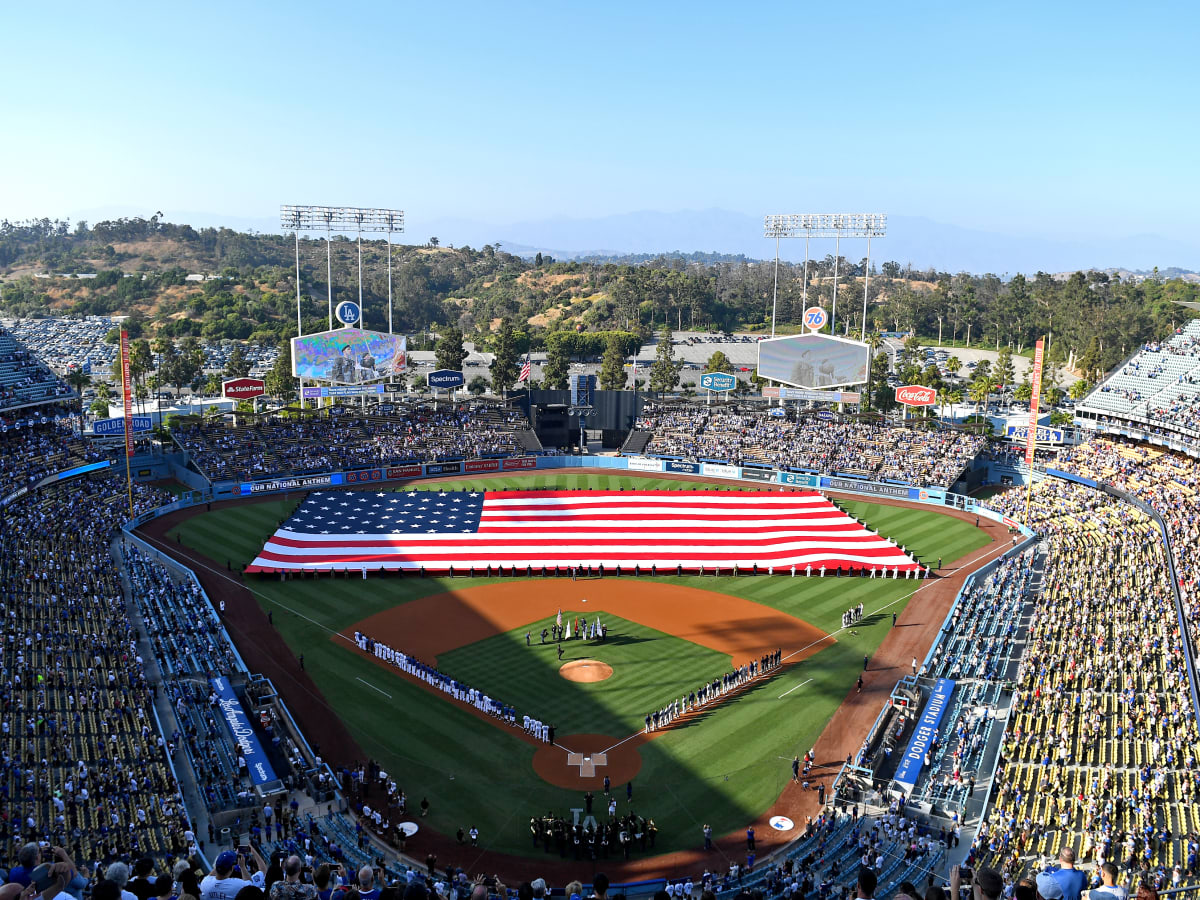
[567,751,608,777]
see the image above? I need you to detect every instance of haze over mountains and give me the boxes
[68,206,1200,276]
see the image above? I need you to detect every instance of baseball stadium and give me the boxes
[3,299,1200,900]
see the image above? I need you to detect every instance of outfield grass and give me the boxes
[165,473,989,856]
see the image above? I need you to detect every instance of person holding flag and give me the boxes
[556,608,562,641]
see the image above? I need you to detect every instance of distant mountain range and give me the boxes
[68,205,1200,276]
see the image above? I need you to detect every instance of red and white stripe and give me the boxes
[246,490,920,574]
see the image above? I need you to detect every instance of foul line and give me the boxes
[602,537,1015,755]
[356,677,392,698]
[778,677,812,699]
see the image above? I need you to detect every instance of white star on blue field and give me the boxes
[281,491,485,535]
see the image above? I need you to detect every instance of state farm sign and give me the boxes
[223,377,266,399]
[895,385,937,407]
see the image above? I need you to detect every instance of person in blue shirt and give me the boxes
[1048,847,1088,900]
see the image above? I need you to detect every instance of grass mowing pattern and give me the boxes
[438,614,730,736]
[164,474,988,856]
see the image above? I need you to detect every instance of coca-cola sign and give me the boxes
[223,377,266,399]
[895,385,937,407]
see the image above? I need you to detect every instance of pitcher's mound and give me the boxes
[560,659,613,683]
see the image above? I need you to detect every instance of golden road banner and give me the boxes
[1025,339,1045,467]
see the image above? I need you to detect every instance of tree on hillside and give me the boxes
[995,346,1015,391]
[489,319,520,396]
[435,325,468,372]
[598,336,627,391]
[467,374,490,397]
[224,343,251,379]
[945,355,962,377]
[264,341,297,403]
[703,350,734,374]
[543,337,570,389]
[649,326,680,396]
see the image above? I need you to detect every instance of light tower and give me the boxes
[763,214,887,339]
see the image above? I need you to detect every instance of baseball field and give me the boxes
[161,472,990,861]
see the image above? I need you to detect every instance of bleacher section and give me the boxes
[636,405,985,488]
[0,325,75,411]
[174,403,537,482]
[1078,319,1200,444]
[970,480,1200,881]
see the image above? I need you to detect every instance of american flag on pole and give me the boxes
[244,489,920,574]
[518,354,531,383]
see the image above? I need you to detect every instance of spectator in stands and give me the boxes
[200,853,254,900]
[1050,848,1087,900]
[129,860,160,900]
[354,868,380,900]
[1090,864,1127,900]
[856,867,877,900]
[268,858,316,900]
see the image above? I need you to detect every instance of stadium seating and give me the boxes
[1079,319,1200,442]
[969,476,1200,884]
[174,404,538,482]
[635,405,985,488]
[0,325,75,411]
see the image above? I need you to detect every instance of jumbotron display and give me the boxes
[757,333,870,389]
[291,327,406,384]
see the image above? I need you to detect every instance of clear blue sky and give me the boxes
[3,0,1197,242]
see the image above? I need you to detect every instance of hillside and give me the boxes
[1,217,1196,372]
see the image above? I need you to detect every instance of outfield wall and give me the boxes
[204,454,1034,539]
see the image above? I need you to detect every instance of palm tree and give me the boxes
[64,368,91,414]
[941,388,964,425]
[968,378,991,419]
[946,356,962,378]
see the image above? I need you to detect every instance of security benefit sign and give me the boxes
[893,678,955,790]
[209,676,279,785]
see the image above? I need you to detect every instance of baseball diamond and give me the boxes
[146,469,1000,875]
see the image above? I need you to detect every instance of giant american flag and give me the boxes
[243,489,916,573]
[244,489,921,574]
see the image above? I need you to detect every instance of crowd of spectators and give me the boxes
[636,405,984,488]
[0,325,75,411]
[0,467,191,874]
[1054,438,1200,694]
[0,415,104,501]
[969,476,1200,888]
[1081,320,1200,441]
[174,405,536,482]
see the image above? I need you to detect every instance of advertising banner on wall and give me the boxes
[385,464,424,480]
[424,462,462,476]
[893,678,956,789]
[822,477,911,498]
[210,676,279,786]
[665,460,701,474]
[761,386,862,403]
[702,463,741,479]
[239,473,339,496]
[777,471,818,487]
[502,457,538,470]
[465,459,501,473]
[740,467,777,482]
[627,457,664,473]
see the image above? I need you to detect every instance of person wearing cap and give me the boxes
[200,853,253,900]
[1036,873,1065,900]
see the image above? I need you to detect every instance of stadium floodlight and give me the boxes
[280,205,405,333]
[763,214,886,340]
